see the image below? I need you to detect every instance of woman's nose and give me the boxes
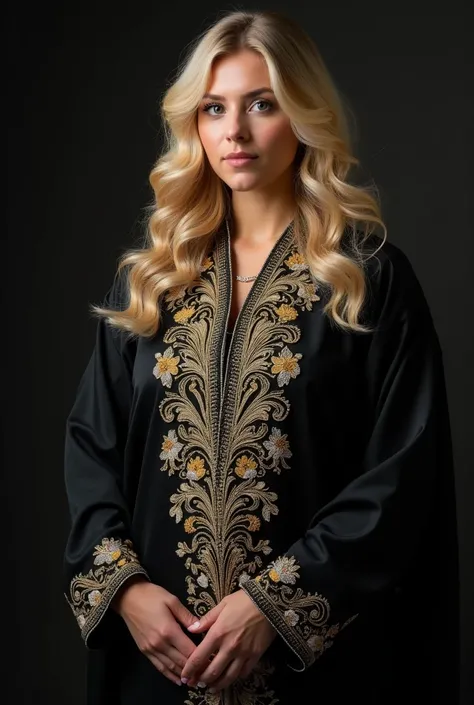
[225,111,250,142]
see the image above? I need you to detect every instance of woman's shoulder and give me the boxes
[97,266,139,355]
[349,229,434,328]
[102,266,131,311]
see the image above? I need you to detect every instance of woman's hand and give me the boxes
[180,589,277,693]
[112,577,198,687]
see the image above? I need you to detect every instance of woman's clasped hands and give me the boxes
[180,589,277,693]
[113,576,277,693]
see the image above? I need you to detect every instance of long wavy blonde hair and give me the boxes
[93,9,387,339]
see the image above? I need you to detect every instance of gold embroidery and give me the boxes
[186,455,207,480]
[284,252,308,271]
[297,281,320,309]
[275,303,298,321]
[184,516,198,533]
[270,347,303,387]
[241,554,358,670]
[174,306,196,324]
[200,256,213,271]
[155,233,325,701]
[183,659,278,705]
[67,538,147,639]
[234,455,258,479]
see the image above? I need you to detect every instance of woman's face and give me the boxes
[197,49,299,192]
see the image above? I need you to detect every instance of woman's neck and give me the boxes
[228,184,296,246]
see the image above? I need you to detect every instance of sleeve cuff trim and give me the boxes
[241,579,314,670]
[82,563,148,645]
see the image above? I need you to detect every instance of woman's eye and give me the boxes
[201,99,273,116]
[202,103,223,116]
[252,100,273,112]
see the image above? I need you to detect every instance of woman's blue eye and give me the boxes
[202,103,223,115]
[201,99,273,115]
[253,100,272,111]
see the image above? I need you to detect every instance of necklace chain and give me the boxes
[236,274,258,282]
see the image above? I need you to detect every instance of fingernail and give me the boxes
[197,681,207,688]
[189,621,200,630]
[175,679,182,686]
[181,678,189,684]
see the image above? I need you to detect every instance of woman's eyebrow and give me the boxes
[201,87,274,100]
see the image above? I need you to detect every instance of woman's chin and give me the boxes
[222,174,264,192]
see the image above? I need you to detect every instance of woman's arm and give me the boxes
[63,272,149,648]
[240,244,457,671]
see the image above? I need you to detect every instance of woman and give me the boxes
[63,10,459,705]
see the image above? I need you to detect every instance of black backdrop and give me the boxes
[7,1,472,703]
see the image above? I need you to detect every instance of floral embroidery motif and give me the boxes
[184,516,198,534]
[284,609,299,626]
[67,538,147,639]
[241,554,358,668]
[262,428,292,473]
[270,346,303,387]
[153,346,180,387]
[197,572,209,588]
[159,430,184,474]
[186,455,207,481]
[285,252,308,271]
[297,281,320,309]
[238,571,251,586]
[174,306,196,324]
[268,555,300,584]
[234,455,258,479]
[275,304,298,322]
[93,537,123,565]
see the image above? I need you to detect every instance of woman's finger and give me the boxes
[158,643,188,672]
[194,650,229,685]
[151,650,181,676]
[207,657,245,693]
[180,632,222,686]
[148,653,183,687]
[239,657,257,680]
[172,626,200,660]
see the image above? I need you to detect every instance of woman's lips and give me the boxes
[224,156,258,166]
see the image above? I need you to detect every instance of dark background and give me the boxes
[7,1,472,703]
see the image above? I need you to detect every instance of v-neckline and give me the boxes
[219,217,295,385]
[212,215,296,475]
[223,217,294,335]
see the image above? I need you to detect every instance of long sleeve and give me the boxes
[241,244,455,671]
[63,272,148,648]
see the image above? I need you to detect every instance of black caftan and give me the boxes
[63,221,459,705]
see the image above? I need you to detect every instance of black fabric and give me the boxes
[63,220,459,704]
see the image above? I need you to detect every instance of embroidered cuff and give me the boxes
[240,555,358,672]
[65,537,149,646]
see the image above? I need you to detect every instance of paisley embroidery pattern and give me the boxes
[154,226,326,701]
[241,555,358,670]
[67,538,147,642]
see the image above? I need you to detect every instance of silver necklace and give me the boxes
[225,219,259,282]
[236,274,258,282]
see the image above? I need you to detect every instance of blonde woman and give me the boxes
[63,9,459,705]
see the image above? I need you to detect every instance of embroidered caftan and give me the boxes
[63,220,459,704]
